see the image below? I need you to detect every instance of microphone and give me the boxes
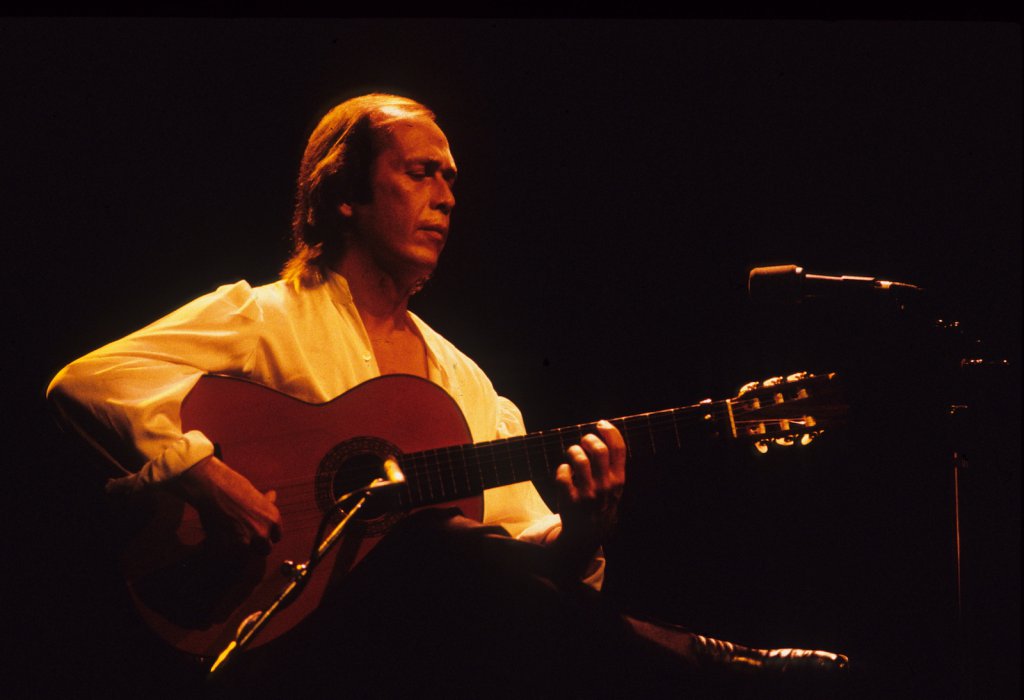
[748,264,923,303]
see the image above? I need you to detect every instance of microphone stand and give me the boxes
[207,458,407,676]
[940,330,1011,700]
[749,266,1013,698]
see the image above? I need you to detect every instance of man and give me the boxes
[48,93,847,695]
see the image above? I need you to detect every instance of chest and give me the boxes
[370,328,429,378]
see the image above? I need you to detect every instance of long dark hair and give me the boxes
[282,94,435,287]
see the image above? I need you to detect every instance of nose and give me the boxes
[433,178,455,215]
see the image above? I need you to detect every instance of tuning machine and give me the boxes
[753,429,825,454]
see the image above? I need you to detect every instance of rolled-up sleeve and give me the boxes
[46,281,262,491]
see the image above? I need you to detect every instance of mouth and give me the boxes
[419,225,448,239]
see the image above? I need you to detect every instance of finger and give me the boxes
[261,490,284,542]
[269,517,282,542]
[596,419,627,484]
[580,432,610,486]
[555,462,579,503]
[245,511,275,555]
[566,444,595,498]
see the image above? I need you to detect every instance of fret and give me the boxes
[630,409,655,458]
[526,437,549,483]
[518,437,532,481]
[438,448,451,499]
[423,450,436,502]
[617,417,631,455]
[540,437,553,480]
[486,442,501,489]
[645,409,671,456]
[421,449,437,501]
[476,444,488,493]
[458,443,472,495]
[621,416,644,459]
[520,435,534,482]
[496,439,513,486]
[661,411,683,454]
[410,455,426,504]
[645,412,656,455]
[550,429,569,473]
[465,443,483,494]
[505,438,518,484]
[671,407,682,448]
[443,445,459,498]
[400,457,414,504]
[429,447,445,500]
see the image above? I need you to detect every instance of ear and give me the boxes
[338,202,353,218]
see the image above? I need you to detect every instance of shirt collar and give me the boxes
[324,268,356,306]
[323,268,448,386]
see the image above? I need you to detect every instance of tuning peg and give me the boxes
[798,430,825,446]
[755,432,822,454]
[738,380,760,396]
[739,370,821,397]
[754,437,794,454]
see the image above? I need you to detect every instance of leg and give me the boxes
[220,509,847,698]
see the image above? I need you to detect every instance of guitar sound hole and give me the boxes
[315,437,404,535]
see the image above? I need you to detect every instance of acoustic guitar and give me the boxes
[122,371,845,660]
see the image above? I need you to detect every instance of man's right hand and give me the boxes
[172,454,283,554]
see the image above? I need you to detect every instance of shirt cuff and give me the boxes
[105,429,216,493]
[515,512,563,545]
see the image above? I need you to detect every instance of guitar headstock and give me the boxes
[729,371,846,453]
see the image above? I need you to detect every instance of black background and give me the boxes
[4,19,1019,697]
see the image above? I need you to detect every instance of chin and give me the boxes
[393,252,439,283]
[407,245,443,269]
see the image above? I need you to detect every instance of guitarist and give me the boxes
[48,93,848,695]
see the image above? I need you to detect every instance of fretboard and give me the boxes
[394,398,729,509]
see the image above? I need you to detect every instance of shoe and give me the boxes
[692,634,849,674]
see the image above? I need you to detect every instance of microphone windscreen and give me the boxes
[748,265,802,303]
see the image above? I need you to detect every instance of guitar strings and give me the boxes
[191,394,831,528]
[176,407,712,530]
[177,379,839,542]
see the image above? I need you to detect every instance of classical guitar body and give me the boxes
[122,374,478,659]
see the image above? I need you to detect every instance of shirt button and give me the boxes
[362,352,372,362]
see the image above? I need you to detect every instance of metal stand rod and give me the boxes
[209,459,405,676]
[952,451,964,625]
[951,449,972,699]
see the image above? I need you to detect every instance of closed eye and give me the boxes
[407,160,457,188]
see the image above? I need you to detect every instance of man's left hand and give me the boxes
[552,419,626,572]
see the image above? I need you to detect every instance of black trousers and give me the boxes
[215,508,703,699]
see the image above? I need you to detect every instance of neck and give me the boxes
[333,251,428,334]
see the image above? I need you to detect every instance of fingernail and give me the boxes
[598,419,612,428]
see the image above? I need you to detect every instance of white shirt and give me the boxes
[48,271,602,583]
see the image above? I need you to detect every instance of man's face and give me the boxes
[345,116,457,280]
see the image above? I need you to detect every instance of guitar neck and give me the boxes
[395,399,727,509]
